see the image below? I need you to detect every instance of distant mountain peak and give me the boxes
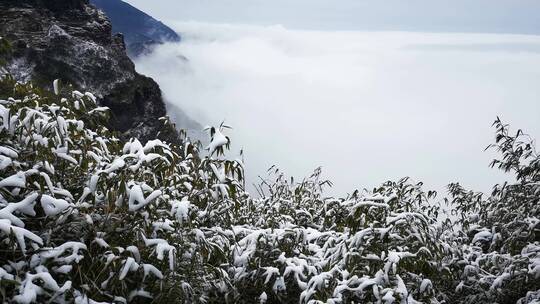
[90,0,180,57]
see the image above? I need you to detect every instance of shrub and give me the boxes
[0,77,538,303]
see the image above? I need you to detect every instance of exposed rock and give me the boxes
[90,0,181,58]
[0,0,180,143]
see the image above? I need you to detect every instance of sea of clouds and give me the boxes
[134,22,540,196]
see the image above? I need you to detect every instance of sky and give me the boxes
[124,0,540,35]
[125,1,540,197]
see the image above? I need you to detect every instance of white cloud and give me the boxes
[134,22,540,196]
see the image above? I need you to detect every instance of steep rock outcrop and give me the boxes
[0,0,179,143]
[90,0,181,57]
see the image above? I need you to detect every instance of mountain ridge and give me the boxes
[90,0,181,57]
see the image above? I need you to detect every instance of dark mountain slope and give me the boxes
[0,0,180,143]
[90,0,180,57]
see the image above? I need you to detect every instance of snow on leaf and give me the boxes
[40,195,71,216]
[128,185,162,212]
[0,171,26,188]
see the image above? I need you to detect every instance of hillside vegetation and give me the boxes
[0,76,538,303]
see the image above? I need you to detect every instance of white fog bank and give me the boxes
[134,22,540,196]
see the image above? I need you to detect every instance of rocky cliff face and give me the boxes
[0,0,179,143]
[90,0,181,57]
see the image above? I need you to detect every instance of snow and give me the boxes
[0,146,18,158]
[171,199,190,224]
[84,92,97,104]
[471,230,493,244]
[272,276,286,293]
[395,275,408,300]
[260,292,268,303]
[14,272,71,304]
[382,290,395,304]
[0,171,26,188]
[128,184,162,211]
[142,235,176,270]
[153,219,175,232]
[126,245,141,262]
[0,193,38,227]
[0,155,12,170]
[143,263,163,280]
[53,79,60,95]
[420,279,432,293]
[490,272,511,290]
[40,195,71,216]
[128,289,153,302]
[384,251,416,280]
[263,267,280,284]
[102,157,125,174]
[119,257,139,280]
[206,126,229,155]
[53,148,78,165]
[93,237,109,248]
[40,242,87,264]
[53,265,73,274]
[87,107,110,115]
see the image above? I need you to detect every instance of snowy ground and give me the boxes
[134,22,540,196]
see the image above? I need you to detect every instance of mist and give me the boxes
[134,22,540,196]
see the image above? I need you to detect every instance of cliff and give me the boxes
[0,0,180,143]
[90,0,181,57]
